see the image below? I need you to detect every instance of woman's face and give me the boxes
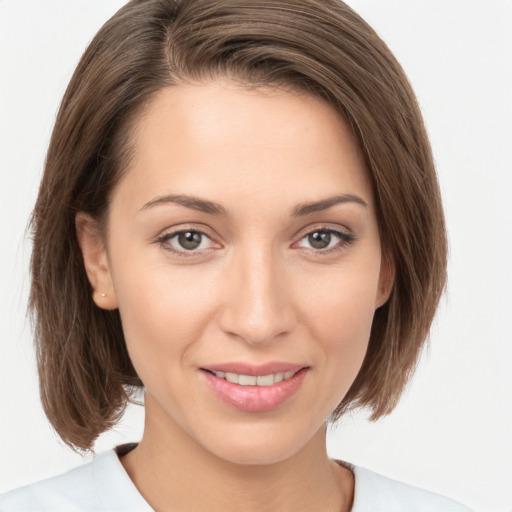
[81,80,392,465]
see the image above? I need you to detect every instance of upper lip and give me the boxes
[200,362,308,376]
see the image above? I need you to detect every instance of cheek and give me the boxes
[301,258,381,380]
[109,251,220,381]
[305,257,380,334]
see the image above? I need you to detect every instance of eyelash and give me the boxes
[155,226,355,258]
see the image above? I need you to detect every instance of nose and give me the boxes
[217,245,296,346]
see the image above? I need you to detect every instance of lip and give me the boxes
[200,363,309,413]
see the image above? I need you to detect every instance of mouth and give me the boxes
[200,363,309,412]
[203,369,300,387]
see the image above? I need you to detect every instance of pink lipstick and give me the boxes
[200,363,308,412]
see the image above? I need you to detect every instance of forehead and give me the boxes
[116,80,373,212]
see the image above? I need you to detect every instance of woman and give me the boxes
[0,0,474,510]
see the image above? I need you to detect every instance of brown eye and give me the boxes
[157,229,216,254]
[177,231,203,250]
[307,231,332,249]
[295,228,354,253]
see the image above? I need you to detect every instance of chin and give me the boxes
[211,440,301,466]
[197,419,325,467]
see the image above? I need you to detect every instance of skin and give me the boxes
[77,80,393,512]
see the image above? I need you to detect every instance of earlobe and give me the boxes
[75,213,118,310]
[375,254,395,309]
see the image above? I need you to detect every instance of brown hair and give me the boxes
[30,0,447,451]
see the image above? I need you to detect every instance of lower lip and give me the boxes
[201,369,308,412]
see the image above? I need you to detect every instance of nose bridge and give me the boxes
[219,241,295,344]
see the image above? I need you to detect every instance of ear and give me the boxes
[375,253,395,309]
[75,212,118,310]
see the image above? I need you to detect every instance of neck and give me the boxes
[120,398,354,512]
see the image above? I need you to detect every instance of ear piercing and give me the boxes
[95,291,107,298]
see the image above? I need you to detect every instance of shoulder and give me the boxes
[0,455,98,512]
[0,449,151,512]
[351,465,474,512]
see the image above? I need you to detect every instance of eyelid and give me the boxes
[293,222,354,240]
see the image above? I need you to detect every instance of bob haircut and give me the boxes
[30,0,447,452]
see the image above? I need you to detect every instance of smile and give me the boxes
[208,370,299,387]
[201,365,308,412]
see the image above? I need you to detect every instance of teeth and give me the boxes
[225,372,239,384]
[239,375,257,386]
[256,374,274,386]
[212,370,298,386]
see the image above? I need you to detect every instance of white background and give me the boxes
[0,1,511,511]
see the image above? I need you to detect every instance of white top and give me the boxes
[0,447,473,512]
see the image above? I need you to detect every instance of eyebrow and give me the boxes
[139,193,367,216]
[140,194,229,216]
[292,194,368,216]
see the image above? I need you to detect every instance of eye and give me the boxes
[296,228,354,252]
[157,229,218,255]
